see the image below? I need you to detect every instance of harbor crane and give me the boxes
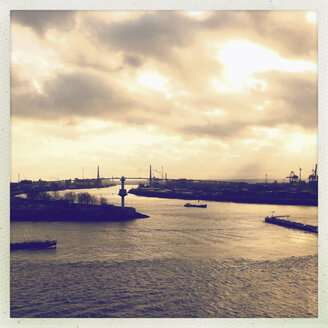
[308,164,318,182]
[286,171,298,183]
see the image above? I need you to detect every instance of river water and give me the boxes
[10,185,318,318]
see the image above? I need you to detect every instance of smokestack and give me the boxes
[97,165,100,180]
[149,165,152,184]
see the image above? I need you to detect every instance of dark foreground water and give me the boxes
[11,186,318,318]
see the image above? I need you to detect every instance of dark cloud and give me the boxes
[123,54,143,67]
[11,70,176,126]
[11,72,131,119]
[89,11,196,61]
[248,11,317,61]
[85,11,316,64]
[201,11,250,29]
[11,10,76,35]
[68,53,122,72]
[252,71,317,129]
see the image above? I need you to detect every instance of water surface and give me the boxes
[11,185,318,317]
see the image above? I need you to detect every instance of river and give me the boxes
[10,185,318,317]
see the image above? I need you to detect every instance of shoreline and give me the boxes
[10,182,116,197]
[10,197,149,222]
[129,187,318,207]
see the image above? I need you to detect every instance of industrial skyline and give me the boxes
[15,163,318,189]
[10,11,317,181]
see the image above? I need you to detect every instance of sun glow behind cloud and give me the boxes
[10,11,317,180]
[138,70,168,91]
[219,41,317,88]
[184,11,213,20]
[306,12,317,24]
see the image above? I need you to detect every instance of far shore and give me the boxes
[10,181,116,197]
[129,186,318,207]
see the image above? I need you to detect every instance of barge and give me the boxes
[184,203,207,208]
[264,215,317,233]
[10,240,57,251]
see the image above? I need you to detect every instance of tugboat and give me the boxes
[10,240,57,251]
[184,202,207,208]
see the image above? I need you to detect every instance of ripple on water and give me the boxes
[11,255,317,318]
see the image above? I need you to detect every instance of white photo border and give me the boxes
[1,1,327,327]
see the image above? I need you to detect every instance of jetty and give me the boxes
[264,215,318,233]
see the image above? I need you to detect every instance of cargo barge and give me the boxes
[264,215,318,233]
[11,240,57,251]
[184,203,207,208]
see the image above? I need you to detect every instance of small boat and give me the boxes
[10,240,57,251]
[184,203,207,208]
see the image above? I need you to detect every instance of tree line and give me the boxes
[26,191,108,205]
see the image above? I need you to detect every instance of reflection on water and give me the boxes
[11,186,318,317]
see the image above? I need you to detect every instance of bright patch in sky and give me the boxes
[220,41,316,87]
[204,108,227,117]
[212,78,233,93]
[185,11,212,20]
[138,70,168,91]
[32,80,42,93]
[286,134,305,153]
[306,12,317,24]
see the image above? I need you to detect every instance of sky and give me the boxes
[10,10,318,182]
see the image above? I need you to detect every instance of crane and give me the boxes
[308,164,318,182]
[286,171,298,183]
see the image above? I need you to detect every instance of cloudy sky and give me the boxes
[10,10,317,181]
